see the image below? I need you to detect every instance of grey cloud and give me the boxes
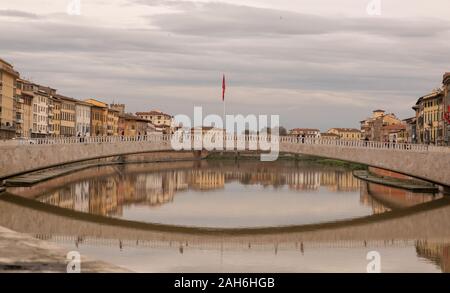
[0,3,448,130]
[0,9,40,19]
[146,2,450,38]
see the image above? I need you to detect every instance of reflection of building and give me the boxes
[416,241,450,273]
[359,183,391,214]
[361,180,440,210]
[74,181,90,212]
[287,171,321,190]
[40,164,442,222]
[319,171,360,192]
[37,168,191,216]
[189,170,225,190]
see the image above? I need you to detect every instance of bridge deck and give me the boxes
[1,134,449,186]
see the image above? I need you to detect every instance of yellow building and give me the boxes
[15,79,36,138]
[414,89,445,144]
[85,98,108,136]
[21,92,33,138]
[0,58,20,139]
[118,113,138,136]
[57,94,77,137]
[136,110,173,133]
[52,97,62,137]
[327,128,362,140]
[320,133,340,140]
[14,79,25,137]
[288,128,321,138]
[33,89,50,137]
[107,108,119,136]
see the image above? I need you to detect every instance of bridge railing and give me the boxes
[279,136,431,151]
[12,134,172,146]
[4,134,448,153]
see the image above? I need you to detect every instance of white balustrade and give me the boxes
[4,134,448,154]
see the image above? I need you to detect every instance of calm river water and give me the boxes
[1,160,449,273]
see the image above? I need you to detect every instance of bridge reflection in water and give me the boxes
[1,160,449,272]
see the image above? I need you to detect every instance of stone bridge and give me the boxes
[0,134,449,186]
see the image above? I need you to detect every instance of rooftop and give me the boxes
[420,89,443,101]
[84,98,108,108]
[443,72,450,84]
[0,58,13,68]
[56,94,79,103]
[0,59,20,77]
[75,100,93,107]
[119,113,150,122]
[403,117,416,123]
[382,124,406,131]
[136,110,172,117]
[328,128,361,133]
[290,128,320,132]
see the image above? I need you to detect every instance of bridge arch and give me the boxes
[0,135,449,186]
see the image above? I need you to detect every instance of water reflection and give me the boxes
[36,234,450,273]
[2,160,449,272]
[8,161,442,228]
[416,241,450,273]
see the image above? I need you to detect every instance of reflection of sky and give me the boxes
[120,183,373,228]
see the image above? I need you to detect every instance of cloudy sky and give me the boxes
[0,0,449,130]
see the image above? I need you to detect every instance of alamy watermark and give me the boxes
[366,251,381,273]
[366,0,382,16]
[67,0,81,16]
[171,107,280,161]
[66,251,81,273]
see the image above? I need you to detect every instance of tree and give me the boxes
[270,126,287,136]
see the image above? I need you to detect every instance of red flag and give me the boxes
[222,74,226,101]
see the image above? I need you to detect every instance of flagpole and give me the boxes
[222,74,226,134]
[223,96,226,130]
